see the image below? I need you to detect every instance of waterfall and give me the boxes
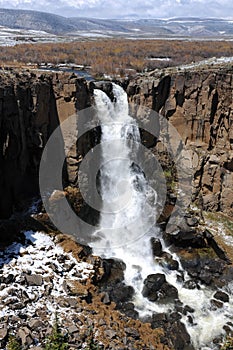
[92,84,157,250]
[92,83,233,350]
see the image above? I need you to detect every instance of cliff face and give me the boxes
[126,67,233,217]
[0,72,59,219]
[0,71,92,220]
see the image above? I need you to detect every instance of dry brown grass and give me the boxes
[0,39,233,77]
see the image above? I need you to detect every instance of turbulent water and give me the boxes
[92,83,233,349]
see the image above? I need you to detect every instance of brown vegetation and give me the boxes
[0,39,233,77]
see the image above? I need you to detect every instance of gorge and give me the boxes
[91,82,233,350]
[0,64,233,350]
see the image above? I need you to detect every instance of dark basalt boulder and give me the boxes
[165,213,207,249]
[142,273,178,303]
[213,291,229,303]
[150,312,167,328]
[99,258,126,284]
[118,302,139,319]
[97,257,137,315]
[151,237,163,257]
[110,283,135,304]
[167,228,207,248]
[158,282,179,302]
[210,299,224,310]
[156,251,179,271]
[178,247,227,287]
[169,320,194,350]
[142,273,166,301]
[183,279,200,290]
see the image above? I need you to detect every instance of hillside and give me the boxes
[0,8,233,38]
[0,8,76,34]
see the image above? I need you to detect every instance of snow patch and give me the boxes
[0,231,94,320]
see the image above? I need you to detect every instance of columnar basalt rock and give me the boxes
[54,76,96,186]
[0,71,94,224]
[126,66,233,217]
[0,72,62,220]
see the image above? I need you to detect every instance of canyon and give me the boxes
[0,63,233,349]
[1,65,233,220]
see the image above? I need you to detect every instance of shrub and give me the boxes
[44,314,69,350]
[6,335,21,350]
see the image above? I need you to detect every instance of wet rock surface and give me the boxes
[177,246,231,287]
[142,274,179,303]
[96,258,138,318]
[151,238,163,257]
[150,312,194,350]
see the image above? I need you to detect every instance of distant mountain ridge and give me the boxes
[0,8,76,34]
[0,8,233,37]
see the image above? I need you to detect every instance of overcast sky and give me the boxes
[0,0,232,19]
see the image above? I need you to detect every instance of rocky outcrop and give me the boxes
[53,74,95,186]
[142,273,178,303]
[0,71,60,220]
[3,66,232,224]
[0,71,93,226]
[126,66,233,217]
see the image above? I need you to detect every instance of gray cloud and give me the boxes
[0,0,232,18]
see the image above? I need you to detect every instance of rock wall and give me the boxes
[0,71,92,220]
[0,72,59,219]
[126,67,233,217]
[53,74,94,186]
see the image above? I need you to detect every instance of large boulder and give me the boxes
[150,238,163,257]
[142,273,178,303]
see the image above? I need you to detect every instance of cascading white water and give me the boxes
[92,84,157,249]
[92,83,233,350]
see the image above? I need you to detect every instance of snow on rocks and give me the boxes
[0,230,94,348]
[0,231,94,315]
[0,230,175,350]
